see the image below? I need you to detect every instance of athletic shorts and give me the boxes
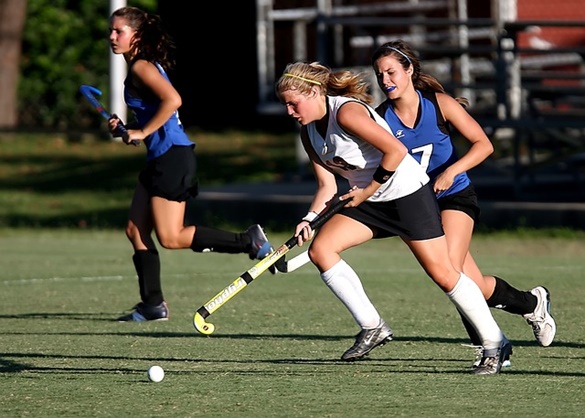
[340,183,444,240]
[437,184,480,223]
[138,145,198,202]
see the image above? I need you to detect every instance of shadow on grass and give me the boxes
[0,140,300,229]
[1,350,584,378]
[0,311,581,351]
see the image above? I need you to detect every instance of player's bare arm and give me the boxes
[128,60,182,140]
[437,92,494,174]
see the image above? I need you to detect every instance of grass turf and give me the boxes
[0,131,298,229]
[0,229,584,417]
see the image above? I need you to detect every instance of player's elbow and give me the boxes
[162,91,182,112]
[169,91,183,109]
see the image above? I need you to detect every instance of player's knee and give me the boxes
[125,223,139,242]
[307,242,329,265]
[157,234,181,249]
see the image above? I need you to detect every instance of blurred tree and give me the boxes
[16,0,156,131]
[0,0,27,128]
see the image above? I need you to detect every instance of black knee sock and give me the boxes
[458,309,482,346]
[486,276,537,316]
[190,225,250,254]
[132,249,163,306]
[132,252,146,302]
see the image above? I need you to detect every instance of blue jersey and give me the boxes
[124,62,194,161]
[375,90,470,199]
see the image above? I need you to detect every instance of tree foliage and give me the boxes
[19,0,156,131]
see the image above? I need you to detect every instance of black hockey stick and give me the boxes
[79,85,139,146]
[193,195,349,335]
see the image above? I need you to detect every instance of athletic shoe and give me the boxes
[473,339,513,375]
[245,224,276,274]
[117,301,169,322]
[523,286,556,347]
[246,224,273,260]
[341,319,394,361]
[465,337,512,368]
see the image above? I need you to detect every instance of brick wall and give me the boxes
[517,0,585,47]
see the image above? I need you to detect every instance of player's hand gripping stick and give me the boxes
[79,85,139,146]
[193,195,350,335]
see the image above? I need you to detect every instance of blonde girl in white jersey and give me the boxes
[276,61,511,375]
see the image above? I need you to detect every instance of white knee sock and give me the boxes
[447,273,503,350]
[320,259,381,329]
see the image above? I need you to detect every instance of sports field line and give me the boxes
[0,265,426,286]
[1,272,206,286]
[1,275,129,286]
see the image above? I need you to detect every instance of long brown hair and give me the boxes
[371,40,468,107]
[111,6,176,71]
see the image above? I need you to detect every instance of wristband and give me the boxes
[302,211,319,223]
[373,165,395,184]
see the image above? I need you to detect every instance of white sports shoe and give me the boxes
[465,337,512,369]
[523,286,556,347]
[473,338,513,375]
[341,319,394,361]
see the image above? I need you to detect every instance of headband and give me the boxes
[283,73,322,85]
[384,46,412,66]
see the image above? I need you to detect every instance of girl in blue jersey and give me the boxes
[276,62,510,374]
[107,7,273,322]
[371,40,556,359]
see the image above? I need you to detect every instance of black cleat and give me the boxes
[117,301,169,322]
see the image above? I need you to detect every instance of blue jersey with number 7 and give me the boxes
[375,89,470,199]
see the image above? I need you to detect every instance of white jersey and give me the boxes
[306,95,429,201]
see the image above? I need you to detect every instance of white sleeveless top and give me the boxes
[306,95,429,201]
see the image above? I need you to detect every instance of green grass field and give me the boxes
[1,229,584,417]
[0,131,298,229]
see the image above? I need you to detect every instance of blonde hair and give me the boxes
[275,62,374,104]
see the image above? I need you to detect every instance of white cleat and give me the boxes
[524,286,556,347]
[473,339,513,375]
[466,337,512,369]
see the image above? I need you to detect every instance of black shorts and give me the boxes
[340,183,444,240]
[437,184,480,223]
[138,145,198,202]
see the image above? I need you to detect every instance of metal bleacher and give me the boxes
[256,0,585,203]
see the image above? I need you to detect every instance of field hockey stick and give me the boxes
[79,85,139,146]
[193,195,349,335]
[274,250,311,273]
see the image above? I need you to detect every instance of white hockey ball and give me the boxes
[147,365,165,382]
